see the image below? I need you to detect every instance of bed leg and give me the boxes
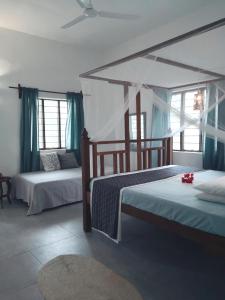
[82,128,92,232]
[83,192,91,232]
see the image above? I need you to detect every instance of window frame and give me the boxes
[38,98,67,150]
[129,112,147,151]
[171,88,205,153]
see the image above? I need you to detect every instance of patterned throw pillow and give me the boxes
[40,152,61,172]
[58,152,79,169]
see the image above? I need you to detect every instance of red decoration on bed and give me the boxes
[181,173,194,184]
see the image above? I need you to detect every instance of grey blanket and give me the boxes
[91,165,199,239]
[12,168,82,215]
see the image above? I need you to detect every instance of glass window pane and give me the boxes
[38,99,71,149]
[170,93,181,150]
[183,90,202,151]
[173,143,180,151]
[170,90,204,152]
[45,131,58,137]
[44,119,58,125]
[183,143,199,151]
[129,113,145,140]
[43,100,58,107]
[44,137,58,143]
[60,101,68,148]
[45,142,59,148]
[45,124,57,131]
[38,99,59,149]
[44,106,58,113]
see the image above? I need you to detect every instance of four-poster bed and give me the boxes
[80,17,225,254]
[81,129,225,253]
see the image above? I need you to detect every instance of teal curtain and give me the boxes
[20,87,40,172]
[151,88,169,167]
[203,81,225,170]
[66,92,84,164]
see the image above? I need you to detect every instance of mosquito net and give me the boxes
[80,23,225,149]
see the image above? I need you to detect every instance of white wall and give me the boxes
[173,151,203,169]
[0,27,102,176]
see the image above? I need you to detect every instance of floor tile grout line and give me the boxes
[28,250,44,265]
[0,231,81,263]
[28,232,85,254]
[0,249,36,263]
[0,278,38,296]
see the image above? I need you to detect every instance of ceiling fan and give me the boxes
[61,0,140,29]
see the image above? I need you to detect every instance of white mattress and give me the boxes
[12,168,82,215]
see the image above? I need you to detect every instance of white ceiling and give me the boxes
[152,26,225,75]
[0,0,218,50]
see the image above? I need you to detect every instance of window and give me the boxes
[170,89,205,152]
[129,113,146,150]
[38,99,68,149]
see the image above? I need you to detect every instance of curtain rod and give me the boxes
[9,85,82,97]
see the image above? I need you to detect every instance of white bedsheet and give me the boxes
[121,170,225,238]
[12,168,82,215]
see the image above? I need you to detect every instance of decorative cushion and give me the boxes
[194,176,225,197]
[58,152,79,169]
[197,192,225,204]
[40,152,61,172]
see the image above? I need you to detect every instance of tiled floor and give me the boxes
[0,200,225,300]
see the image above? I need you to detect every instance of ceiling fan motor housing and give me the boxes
[84,8,97,18]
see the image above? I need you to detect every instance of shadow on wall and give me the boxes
[0,59,14,77]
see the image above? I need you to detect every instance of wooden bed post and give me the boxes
[81,128,91,232]
[136,91,142,170]
[166,136,173,165]
[124,84,130,172]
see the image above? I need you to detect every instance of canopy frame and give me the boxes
[80,17,225,89]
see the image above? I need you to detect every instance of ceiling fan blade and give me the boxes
[98,11,140,20]
[61,15,87,29]
[76,0,93,9]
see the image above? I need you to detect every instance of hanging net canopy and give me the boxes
[80,19,225,152]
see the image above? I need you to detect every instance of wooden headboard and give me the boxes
[81,128,173,231]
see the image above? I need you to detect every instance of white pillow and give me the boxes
[40,152,61,172]
[194,176,225,197]
[197,193,225,205]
